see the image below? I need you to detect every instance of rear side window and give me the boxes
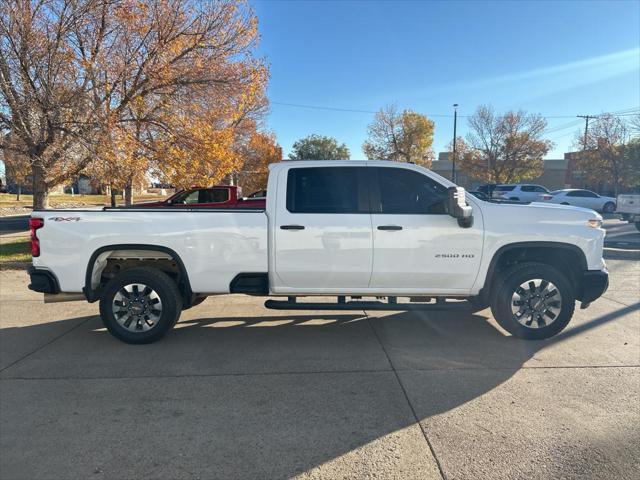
[372,167,448,214]
[200,188,229,203]
[521,185,548,193]
[567,190,588,197]
[286,167,366,213]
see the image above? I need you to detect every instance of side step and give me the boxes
[264,297,471,311]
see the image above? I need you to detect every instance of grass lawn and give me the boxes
[1,193,166,208]
[0,237,31,263]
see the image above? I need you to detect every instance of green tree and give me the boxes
[362,105,435,167]
[288,134,350,160]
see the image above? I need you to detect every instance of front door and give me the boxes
[274,166,373,290]
[368,166,483,293]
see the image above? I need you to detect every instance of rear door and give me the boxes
[368,166,483,293]
[274,166,373,289]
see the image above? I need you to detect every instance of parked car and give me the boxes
[29,160,608,344]
[133,185,265,209]
[540,189,616,213]
[492,184,550,202]
[616,193,640,230]
[467,190,490,201]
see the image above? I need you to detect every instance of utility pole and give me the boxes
[577,115,595,149]
[452,104,458,183]
[577,115,595,188]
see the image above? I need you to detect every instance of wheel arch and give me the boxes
[84,244,193,304]
[480,241,587,302]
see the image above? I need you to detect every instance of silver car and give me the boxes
[540,189,616,213]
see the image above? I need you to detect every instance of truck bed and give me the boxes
[32,208,268,293]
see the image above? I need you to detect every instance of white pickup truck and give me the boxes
[28,160,609,344]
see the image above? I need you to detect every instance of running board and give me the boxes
[264,297,471,311]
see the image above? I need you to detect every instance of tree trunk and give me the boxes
[110,187,117,207]
[124,182,133,206]
[16,184,21,201]
[31,162,49,209]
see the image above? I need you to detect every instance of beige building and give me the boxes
[431,152,570,191]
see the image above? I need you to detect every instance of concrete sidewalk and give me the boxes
[0,260,638,479]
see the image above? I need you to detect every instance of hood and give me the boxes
[481,199,602,223]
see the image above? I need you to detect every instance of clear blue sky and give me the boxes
[252,0,640,160]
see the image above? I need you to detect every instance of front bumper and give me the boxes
[27,266,60,294]
[578,269,609,305]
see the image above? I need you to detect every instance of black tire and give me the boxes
[183,295,207,310]
[490,262,575,340]
[99,267,182,344]
[603,202,616,214]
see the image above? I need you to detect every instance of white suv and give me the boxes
[493,184,550,202]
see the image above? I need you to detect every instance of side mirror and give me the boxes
[447,186,474,228]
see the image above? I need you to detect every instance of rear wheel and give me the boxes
[490,262,575,340]
[99,267,182,344]
[603,202,616,213]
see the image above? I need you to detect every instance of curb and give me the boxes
[603,248,640,261]
[0,261,29,270]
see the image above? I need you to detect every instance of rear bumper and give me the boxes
[578,269,609,304]
[27,266,60,294]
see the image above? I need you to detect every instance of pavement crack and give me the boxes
[365,314,448,480]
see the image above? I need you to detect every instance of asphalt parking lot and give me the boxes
[0,258,638,479]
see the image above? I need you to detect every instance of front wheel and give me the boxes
[491,262,575,340]
[99,267,183,344]
[602,202,616,213]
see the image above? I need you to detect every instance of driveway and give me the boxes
[0,259,638,479]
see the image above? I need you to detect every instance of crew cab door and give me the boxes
[274,166,372,290]
[368,166,483,293]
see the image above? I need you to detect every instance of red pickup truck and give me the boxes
[136,185,266,209]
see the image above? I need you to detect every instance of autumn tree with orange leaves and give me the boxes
[0,0,270,208]
[234,130,282,193]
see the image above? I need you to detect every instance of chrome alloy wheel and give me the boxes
[510,279,562,329]
[112,283,163,332]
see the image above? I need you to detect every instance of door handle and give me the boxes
[377,225,403,231]
[280,225,305,230]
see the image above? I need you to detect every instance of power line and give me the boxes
[270,100,639,120]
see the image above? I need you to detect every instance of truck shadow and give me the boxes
[0,301,637,479]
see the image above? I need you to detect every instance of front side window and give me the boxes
[372,167,448,214]
[286,167,365,213]
[171,190,200,204]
